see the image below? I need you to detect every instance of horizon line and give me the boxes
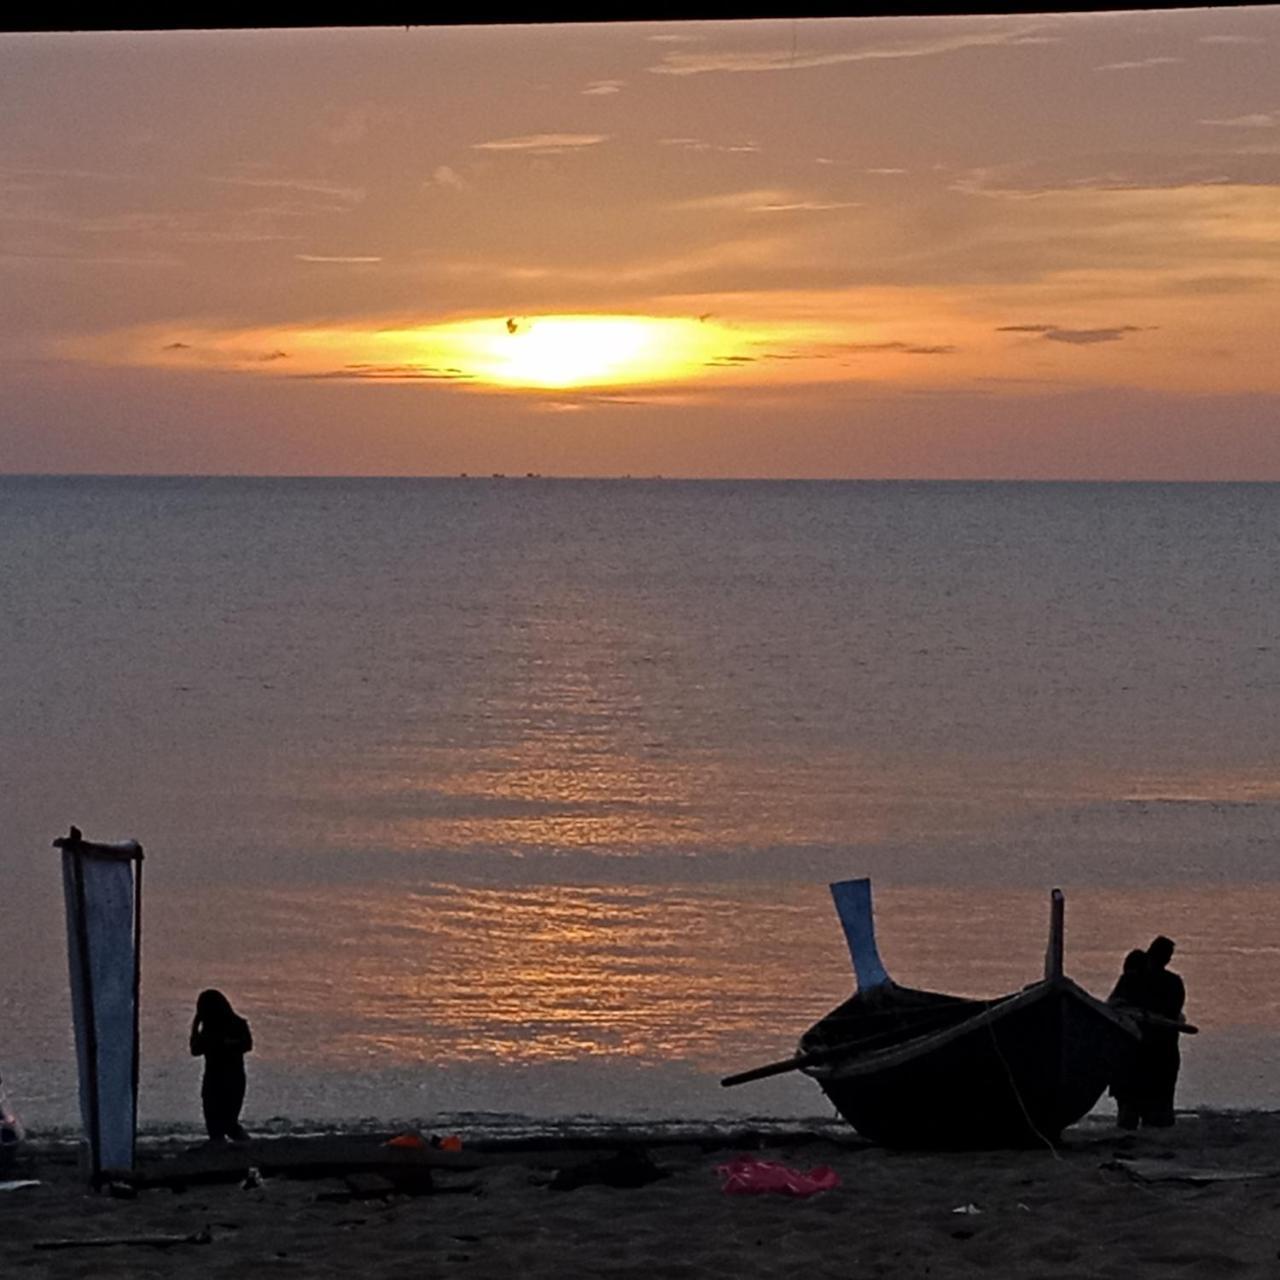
[5,472,1280,484]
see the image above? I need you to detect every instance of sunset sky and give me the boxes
[2,7,1278,477]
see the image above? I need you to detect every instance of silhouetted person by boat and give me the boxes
[1142,935,1186,1127]
[1107,948,1149,1130]
[190,989,252,1142]
[1107,937,1187,1128]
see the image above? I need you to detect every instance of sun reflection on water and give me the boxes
[146,880,1280,1083]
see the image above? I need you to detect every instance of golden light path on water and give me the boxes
[146,882,1280,1086]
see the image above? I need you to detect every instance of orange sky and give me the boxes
[2,9,1278,476]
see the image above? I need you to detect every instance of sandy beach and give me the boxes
[3,1112,1279,1278]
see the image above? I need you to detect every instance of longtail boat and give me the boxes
[723,881,1146,1148]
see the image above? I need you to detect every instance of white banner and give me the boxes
[56,829,143,1180]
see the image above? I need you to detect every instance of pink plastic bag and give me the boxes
[716,1156,841,1197]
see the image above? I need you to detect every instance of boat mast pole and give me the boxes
[1044,888,1065,981]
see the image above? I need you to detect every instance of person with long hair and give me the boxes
[189,989,253,1142]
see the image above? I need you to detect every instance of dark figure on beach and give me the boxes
[190,989,252,1142]
[1141,936,1186,1127]
[1107,938,1186,1128]
[1107,949,1150,1130]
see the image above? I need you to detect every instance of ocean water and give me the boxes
[1,476,1278,1133]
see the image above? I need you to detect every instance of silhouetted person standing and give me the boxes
[1142,935,1185,1126]
[1107,948,1150,1130]
[190,989,253,1142]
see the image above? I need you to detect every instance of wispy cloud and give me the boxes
[426,166,467,190]
[1199,34,1268,45]
[208,176,365,205]
[753,200,862,213]
[473,133,607,154]
[671,188,855,213]
[582,80,624,96]
[953,151,1280,196]
[1200,113,1278,129]
[0,204,302,244]
[997,324,1149,345]
[295,254,383,264]
[323,104,405,147]
[1095,56,1183,72]
[848,341,957,355]
[296,364,474,382]
[650,26,1056,77]
[658,138,760,154]
[0,164,131,186]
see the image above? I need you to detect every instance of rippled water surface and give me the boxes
[2,477,1277,1127]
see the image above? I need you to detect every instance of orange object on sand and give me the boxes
[385,1133,426,1149]
[438,1135,463,1152]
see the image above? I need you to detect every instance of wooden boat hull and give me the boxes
[803,979,1138,1148]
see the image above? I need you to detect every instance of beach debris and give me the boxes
[0,1179,41,1192]
[384,1131,462,1151]
[386,1133,426,1150]
[1104,1158,1280,1185]
[241,1166,264,1190]
[716,1156,840,1197]
[951,1203,982,1215]
[106,1180,138,1199]
[35,1228,213,1251]
[131,1133,485,1189]
[550,1146,668,1192]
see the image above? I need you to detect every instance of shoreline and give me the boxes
[5,1110,1280,1277]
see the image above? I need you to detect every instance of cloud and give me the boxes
[752,200,861,213]
[1094,57,1183,72]
[297,364,474,382]
[294,254,383,264]
[670,188,855,213]
[582,80,624,96]
[323,104,406,147]
[649,25,1057,77]
[162,341,190,351]
[953,151,1280,196]
[208,175,365,205]
[0,203,303,244]
[0,164,130,186]
[658,138,760,154]
[847,342,957,355]
[473,133,607,154]
[1199,35,1268,45]
[427,166,467,191]
[1200,113,1277,129]
[257,349,290,361]
[997,324,1148,345]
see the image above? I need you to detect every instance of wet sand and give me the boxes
[3,1112,1279,1277]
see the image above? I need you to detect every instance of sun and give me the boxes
[407,314,740,389]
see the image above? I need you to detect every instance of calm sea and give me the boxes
[2,476,1278,1133]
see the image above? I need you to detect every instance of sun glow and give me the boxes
[404,314,742,389]
[80,312,787,391]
